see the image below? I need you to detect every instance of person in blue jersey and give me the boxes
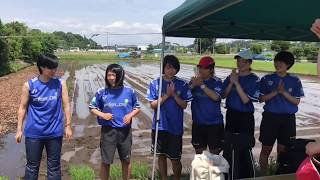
[222,49,260,136]
[258,51,304,175]
[89,64,140,180]
[146,55,192,180]
[189,56,224,155]
[15,54,72,180]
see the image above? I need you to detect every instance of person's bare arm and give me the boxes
[150,94,169,110]
[260,91,278,102]
[234,82,250,104]
[202,85,220,101]
[61,81,72,140]
[123,108,141,125]
[173,94,188,109]
[15,82,29,143]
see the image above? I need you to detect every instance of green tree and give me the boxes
[194,38,214,53]
[22,37,42,61]
[215,43,228,54]
[0,19,9,67]
[291,47,304,60]
[250,43,263,54]
[271,41,291,52]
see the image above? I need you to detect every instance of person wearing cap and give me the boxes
[222,49,260,136]
[258,51,304,176]
[146,55,192,180]
[189,56,224,155]
[89,64,141,180]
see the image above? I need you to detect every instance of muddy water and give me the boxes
[1,62,320,178]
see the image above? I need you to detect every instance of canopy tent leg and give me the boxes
[318,51,320,78]
[151,34,165,180]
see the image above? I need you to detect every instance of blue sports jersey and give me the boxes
[190,76,223,125]
[25,77,64,138]
[260,73,304,114]
[146,76,192,135]
[89,86,140,128]
[222,73,260,112]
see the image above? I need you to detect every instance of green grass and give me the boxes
[110,162,150,179]
[0,61,32,76]
[69,165,96,180]
[0,176,9,180]
[254,157,278,177]
[57,52,318,76]
[179,54,317,76]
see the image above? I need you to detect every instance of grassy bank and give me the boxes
[0,61,33,77]
[57,52,318,76]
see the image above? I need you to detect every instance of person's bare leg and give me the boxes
[171,159,182,180]
[121,160,131,180]
[100,162,110,180]
[259,145,273,176]
[158,155,168,180]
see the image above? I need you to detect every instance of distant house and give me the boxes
[69,47,80,52]
[137,45,148,51]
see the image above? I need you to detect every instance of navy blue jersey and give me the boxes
[25,77,64,138]
[190,76,223,125]
[89,86,140,127]
[222,73,260,112]
[260,73,304,114]
[146,77,192,135]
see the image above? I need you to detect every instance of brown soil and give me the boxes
[0,66,38,136]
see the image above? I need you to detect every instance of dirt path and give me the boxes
[0,66,38,136]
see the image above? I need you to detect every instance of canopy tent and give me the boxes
[163,0,320,41]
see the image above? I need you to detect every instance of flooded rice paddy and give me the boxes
[1,61,320,179]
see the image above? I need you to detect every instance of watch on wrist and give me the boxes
[200,84,206,89]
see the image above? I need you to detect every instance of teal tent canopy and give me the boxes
[163,0,320,41]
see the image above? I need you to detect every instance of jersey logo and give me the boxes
[288,88,293,93]
[267,80,273,86]
[31,89,38,94]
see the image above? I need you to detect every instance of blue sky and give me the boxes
[0,0,198,45]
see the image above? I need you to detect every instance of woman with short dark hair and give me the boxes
[15,54,72,180]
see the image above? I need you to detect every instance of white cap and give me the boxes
[234,49,253,60]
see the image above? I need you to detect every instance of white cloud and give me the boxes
[89,21,161,34]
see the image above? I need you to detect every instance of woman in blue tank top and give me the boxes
[15,54,72,180]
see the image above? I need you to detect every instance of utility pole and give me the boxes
[199,38,202,56]
[212,38,216,55]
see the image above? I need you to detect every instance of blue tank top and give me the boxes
[24,77,64,138]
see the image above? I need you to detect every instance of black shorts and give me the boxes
[100,126,132,164]
[225,109,255,135]
[259,112,296,146]
[151,130,182,160]
[192,123,224,151]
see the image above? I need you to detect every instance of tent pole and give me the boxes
[151,34,165,180]
[317,51,320,78]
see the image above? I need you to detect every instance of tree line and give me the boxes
[194,38,319,61]
[0,19,100,70]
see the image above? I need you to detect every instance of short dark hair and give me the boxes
[37,54,59,74]
[105,64,125,88]
[274,51,295,70]
[162,55,180,74]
